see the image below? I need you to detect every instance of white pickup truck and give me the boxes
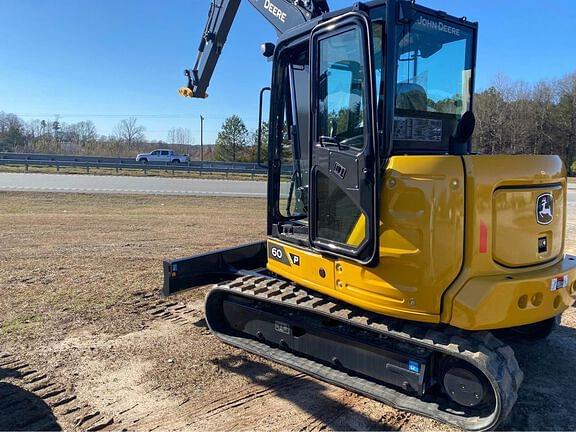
[136,149,188,164]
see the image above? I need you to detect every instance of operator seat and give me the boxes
[396,82,428,111]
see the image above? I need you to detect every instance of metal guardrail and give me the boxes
[0,152,292,177]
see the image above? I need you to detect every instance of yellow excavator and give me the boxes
[164,0,576,429]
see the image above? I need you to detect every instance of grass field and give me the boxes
[1,191,576,431]
[0,192,265,337]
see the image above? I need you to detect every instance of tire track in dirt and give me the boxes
[298,391,362,432]
[116,291,322,429]
[0,293,201,431]
[124,291,401,431]
[128,291,207,329]
[0,352,112,431]
[128,372,313,430]
[128,377,387,431]
[189,374,308,419]
[1,292,405,431]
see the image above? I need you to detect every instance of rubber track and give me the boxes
[207,275,524,431]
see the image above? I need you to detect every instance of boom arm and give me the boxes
[179,0,329,99]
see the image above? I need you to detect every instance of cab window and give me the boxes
[317,28,365,150]
[393,12,474,152]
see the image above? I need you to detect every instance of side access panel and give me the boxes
[339,155,466,317]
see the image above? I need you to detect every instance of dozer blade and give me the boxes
[204,274,524,431]
[162,241,267,297]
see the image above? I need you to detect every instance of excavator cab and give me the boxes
[271,15,377,264]
[165,1,576,429]
[268,2,477,265]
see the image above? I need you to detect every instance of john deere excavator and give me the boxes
[165,0,576,429]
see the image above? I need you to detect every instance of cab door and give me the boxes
[309,14,379,264]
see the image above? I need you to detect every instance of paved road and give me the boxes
[0,173,267,197]
[0,172,574,201]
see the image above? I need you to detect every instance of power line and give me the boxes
[146,129,220,133]
[12,112,259,121]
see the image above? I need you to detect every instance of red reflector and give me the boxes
[479,221,488,253]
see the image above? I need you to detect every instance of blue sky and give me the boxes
[1,0,575,144]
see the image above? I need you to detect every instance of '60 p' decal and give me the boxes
[268,244,300,266]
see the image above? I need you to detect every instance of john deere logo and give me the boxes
[536,193,553,225]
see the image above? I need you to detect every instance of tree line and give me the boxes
[215,71,576,172]
[473,72,576,173]
[1,71,575,170]
[0,114,213,159]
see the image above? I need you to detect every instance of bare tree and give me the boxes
[113,117,146,147]
[51,115,62,152]
[167,127,193,145]
[473,73,576,173]
[558,73,576,173]
[25,119,54,152]
[65,121,97,148]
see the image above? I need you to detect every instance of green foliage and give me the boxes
[428,96,462,114]
[250,121,269,163]
[258,121,293,162]
[0,112,26,152]
[215,115,249,162]
[324,102,363,141]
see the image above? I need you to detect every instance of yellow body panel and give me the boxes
[373,156,465,316]
[268,241,336,294]
[267,154,576,331]
[267,238,440,322]
[449,255,576,330]
[440,155,576,328]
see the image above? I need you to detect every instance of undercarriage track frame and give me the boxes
[204,274,523,431]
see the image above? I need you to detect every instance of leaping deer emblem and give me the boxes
[538,196,553,222]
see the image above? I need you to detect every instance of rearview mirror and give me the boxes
[450,111,475,155]
[455,111,476,142]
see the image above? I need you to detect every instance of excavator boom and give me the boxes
[180,0,328,98]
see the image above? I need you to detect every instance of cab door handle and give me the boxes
[319,136,339,147]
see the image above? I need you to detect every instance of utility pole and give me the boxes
[200,115,204,162]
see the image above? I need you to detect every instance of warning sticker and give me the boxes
[550,275,569,291]
[274,321,290,335]
[393,117,442,142]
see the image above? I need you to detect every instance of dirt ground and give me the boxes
[1,191,575,431]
